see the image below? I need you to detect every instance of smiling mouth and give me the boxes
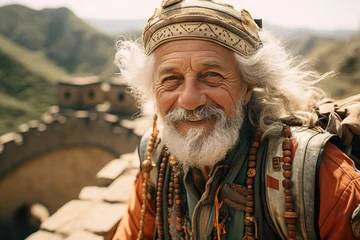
[186,115,203,122]
[175,118,215,136]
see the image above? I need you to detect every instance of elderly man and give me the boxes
[112,0,360,239]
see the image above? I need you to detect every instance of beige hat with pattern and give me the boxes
[143,0,262,56]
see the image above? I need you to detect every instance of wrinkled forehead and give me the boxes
[152,39,239,71]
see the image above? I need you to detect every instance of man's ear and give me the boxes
[244,84,254,105]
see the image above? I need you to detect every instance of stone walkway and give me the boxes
[26,150,140,240]
[25,113,153,240]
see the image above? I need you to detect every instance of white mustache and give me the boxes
[164,106,226,123]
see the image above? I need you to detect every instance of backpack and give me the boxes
[138,94,360,239]
[265,94,360,239]
[316,94,360,169]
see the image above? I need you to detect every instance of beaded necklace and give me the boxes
[137,114,158,240]
[243,127,262,240]
[139,115,298,240]
[242,125,298,240]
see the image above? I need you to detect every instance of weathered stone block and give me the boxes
[25,230,64,240]
[64,230,103,240]
[103,170,138,203]
[83,202,126,235]
[120,116,152,137]
[41,200,95,234]
[96,159,129,186]
[79,186,107,201]
[120,151,140,169]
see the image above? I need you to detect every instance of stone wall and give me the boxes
[0,106,151,239]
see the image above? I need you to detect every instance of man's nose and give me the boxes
[178,80,206,110]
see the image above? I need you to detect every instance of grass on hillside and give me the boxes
[0,35,68,82]
[315,76,360,99]
[0,5,117,78]
[0,4,358,136]
[0,92,34,112]
[0,92,39,134]
[0,50,55,135]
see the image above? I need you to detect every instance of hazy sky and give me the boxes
[0,0,359,30]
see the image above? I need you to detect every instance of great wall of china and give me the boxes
[0,76,151,240]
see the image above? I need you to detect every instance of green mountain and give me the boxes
[0,4,359,135]
[86,17,360,99]
[0,4,118,135]
[0,4,117,76]
[0,49,55,133]
[0,35,68,82]
[284,33,360,98]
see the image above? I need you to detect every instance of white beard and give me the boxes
[159,100,245,169]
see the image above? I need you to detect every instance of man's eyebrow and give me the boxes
[157,61,225,76]
[200,61,225,70]
[157,66,178,76]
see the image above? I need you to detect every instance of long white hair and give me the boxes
[114,31,330,139]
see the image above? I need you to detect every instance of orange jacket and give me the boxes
[113,142,360,240]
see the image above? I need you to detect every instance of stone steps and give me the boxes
[26,150,140,240]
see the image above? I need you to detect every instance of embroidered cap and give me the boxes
[143,0,262,56]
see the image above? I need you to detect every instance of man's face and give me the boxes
[153,40,252,135]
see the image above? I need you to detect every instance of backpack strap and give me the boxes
[265,127,337,240]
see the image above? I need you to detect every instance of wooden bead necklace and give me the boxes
[243,125,298,239]
[151,151,189,240]
[139,115,298,240]
[137,114,158,240]
[155,149,168,239]
[243,128,262,240]
[281,125,298,240]
[169,154,187,238]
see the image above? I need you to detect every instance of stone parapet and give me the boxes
[26,153,139,240]
[0,106,146,179]
[0,103,151,240]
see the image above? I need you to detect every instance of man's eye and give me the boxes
[201,72,223,86]
[163,76,179,81]
[206,72,220,77]
[203,72,223,81]
[160,75,182,90]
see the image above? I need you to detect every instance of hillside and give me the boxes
[86,18,144,37]
[0,50,55,134]
[0,35,68,82]
[0,4,117,77]
[85,18,360,98]
[85,18,357,39]
[0,4,359,135]
[285,33,360,98]
[313,34,360,97]
[0,4,119,135]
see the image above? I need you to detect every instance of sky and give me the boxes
[0,0,359,30]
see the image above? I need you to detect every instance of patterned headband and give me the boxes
[142,0,262,56]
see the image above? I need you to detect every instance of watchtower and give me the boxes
[57,76,105,110]
[108,77,139,116]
